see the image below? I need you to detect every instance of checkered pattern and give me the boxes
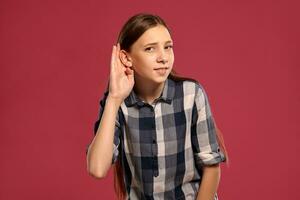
[88,77,226,200]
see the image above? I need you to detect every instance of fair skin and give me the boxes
[119,25,174,104]
[196,164,221,200]
[86,25,221,200]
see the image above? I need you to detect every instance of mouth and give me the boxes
[154,67,169,70]
[154,67,169,75]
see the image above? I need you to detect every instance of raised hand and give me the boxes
[108,43,134,101]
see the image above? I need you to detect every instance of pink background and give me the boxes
[1,0,299,199]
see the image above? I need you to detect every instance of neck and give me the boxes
[133,76,165,105]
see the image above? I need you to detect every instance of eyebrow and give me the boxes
[143,40,173,47]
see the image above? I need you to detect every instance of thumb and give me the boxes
[126,68,134,81]
[125,67,134,75]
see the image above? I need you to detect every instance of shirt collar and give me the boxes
[124,77,175,107]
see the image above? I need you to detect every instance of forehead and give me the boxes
[135,25,172,46]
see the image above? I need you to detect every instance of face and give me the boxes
[121,25,174,84]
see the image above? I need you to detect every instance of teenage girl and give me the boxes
[86,13,229,200]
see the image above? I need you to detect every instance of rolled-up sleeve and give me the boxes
[191,84,226,168]
[85,90,122,165]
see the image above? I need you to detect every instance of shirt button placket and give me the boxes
[150,106,158,177]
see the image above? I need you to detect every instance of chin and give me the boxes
[152,74,170,84]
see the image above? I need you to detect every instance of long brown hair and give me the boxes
[113,13,229,200]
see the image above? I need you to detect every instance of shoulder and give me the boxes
[169,79,206,109]
[177,79,206,97]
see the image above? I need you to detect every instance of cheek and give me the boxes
[133,55,155,67]
[168,52,175,64]
[169,51,175,59]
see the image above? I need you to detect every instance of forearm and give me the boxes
[86,95,123,178]
[196,164,221,200]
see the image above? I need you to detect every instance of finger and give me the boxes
[116,43,124,68]
[125,67,134,75]
[110,45,116,71]
[114,44,122,73]
[116,43,120,61]
[127,68,134,82]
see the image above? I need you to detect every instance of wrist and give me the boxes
[107,95,124,106]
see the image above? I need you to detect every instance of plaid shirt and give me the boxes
[87,77,226,200]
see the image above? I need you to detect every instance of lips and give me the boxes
[154,67,168,76]
[154,67,168,70]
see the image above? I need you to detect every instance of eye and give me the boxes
[165,45,173,49]
[145,47,154,52]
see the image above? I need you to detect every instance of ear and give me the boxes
[119,50,133,68]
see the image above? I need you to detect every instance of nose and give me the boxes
[157,47,168,64]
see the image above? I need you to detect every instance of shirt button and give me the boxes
[152,139,156,143]
[137,102,144,107]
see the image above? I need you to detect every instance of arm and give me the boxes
[196,164,221,200]
[86,43,134,179]
[191,84,226,199]
[86,95,123,179]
